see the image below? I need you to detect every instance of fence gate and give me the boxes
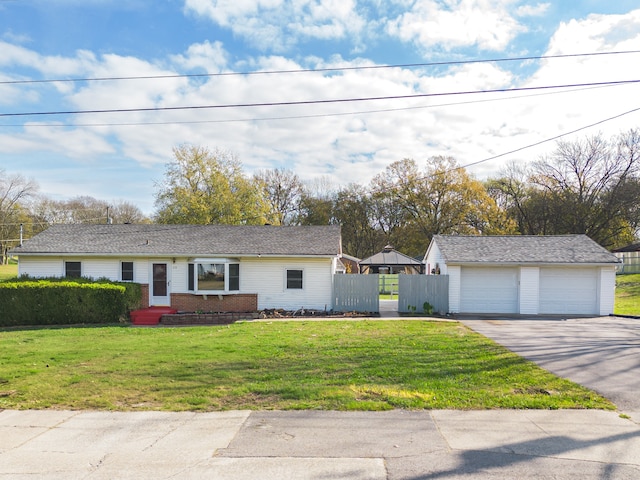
[398,275,449,314]
[333,274,380,313]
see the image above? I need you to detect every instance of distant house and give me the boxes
[613,242,640,274]
[336,254,360,274]
[424,235,619,316]
[11,224,343,312]
[359,245,424,274]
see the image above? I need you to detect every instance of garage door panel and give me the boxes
[460,267,518,314]
[540,268,597,315]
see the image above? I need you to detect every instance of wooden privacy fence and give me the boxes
[398,275,449,314]
[333,274,379,313]
[333,274,450,314]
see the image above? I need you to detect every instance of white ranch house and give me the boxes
[12,224,343,313]
[424,234,619,316]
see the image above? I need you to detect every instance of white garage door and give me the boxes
[539,268,598,315]
[460,267,519,314]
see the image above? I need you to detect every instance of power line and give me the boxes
[456,106,640,171]
[2,79,640,118]
[0,84,617,128]
[2,50,639,85]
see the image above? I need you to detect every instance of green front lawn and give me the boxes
[614,273,640,316]
[0,321,612,411]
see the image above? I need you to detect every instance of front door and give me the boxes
[150,262,171,306]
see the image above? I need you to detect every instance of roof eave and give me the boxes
[13,252,339,259]
[445,261,620,267]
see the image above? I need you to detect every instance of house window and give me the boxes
[198,263,225,290]
[65,261,82,278]
[286,269,303,289]
[188,263,195,291]
[121,262,134,282]
[229,263,240,291]
[188,260,240,293]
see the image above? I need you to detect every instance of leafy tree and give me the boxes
[253,168,304,225]
[371,157,515,257]
[154,145,268,225]
[297,176,337,226]
[489,130,640,248]
[110,201,151,224]
[30,196,149,226]
[0,171,38,264]
[297,194,335,226]
[332,184,380,258]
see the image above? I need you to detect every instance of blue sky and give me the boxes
[1,1,640,215]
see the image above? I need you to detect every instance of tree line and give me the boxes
[2,129,639,264]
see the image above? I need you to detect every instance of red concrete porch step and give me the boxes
[130,307,178,325]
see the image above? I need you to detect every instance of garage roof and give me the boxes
[430,234,619,265]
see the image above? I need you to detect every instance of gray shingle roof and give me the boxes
[613,242,640,253]
[12,224,342,257]
[431,234,619,265]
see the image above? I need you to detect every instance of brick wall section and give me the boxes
[140,284,149,307]
[169,293,258,313]
[160,312,260,326]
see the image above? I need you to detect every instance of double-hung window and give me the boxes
[188,259,240,293]
[286,269,303,289]
[121,261,134,282]
[65,261,82,278]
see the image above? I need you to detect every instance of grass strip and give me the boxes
[0,320,613,411]
[614,273,640,316]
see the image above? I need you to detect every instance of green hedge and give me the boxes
[0,279,143,327]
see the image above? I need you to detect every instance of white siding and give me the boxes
[18,257,63,277]
[539,267,598,315]
[133,259,149,284]
[171,259,189,293]
[448,265,461,313]
[424,242,447,275]
[83,259,119,280]
[18,256,152,284]
[460,267,519,314]
[519,267,539,315]
[598,266,616,315]
[242,257,334,310]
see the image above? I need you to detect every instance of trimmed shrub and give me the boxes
[0,280,142,327]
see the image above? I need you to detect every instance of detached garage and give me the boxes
[424,235,619,316]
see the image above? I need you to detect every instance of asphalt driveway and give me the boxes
[458,316,640,415]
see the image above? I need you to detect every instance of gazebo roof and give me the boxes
[359,245,423,266]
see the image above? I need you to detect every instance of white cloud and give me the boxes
[2,31,32,45]
[385,0,526,52]
[546,9,640,55]
[169,40,229,72]
[3,7,640,211]
[183,0,366,51]
[0,124,115,159]
[516,2,549,17]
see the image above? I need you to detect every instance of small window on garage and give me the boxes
[286,269,303,289]
[65,261,82,278]
[121,261,134,282]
